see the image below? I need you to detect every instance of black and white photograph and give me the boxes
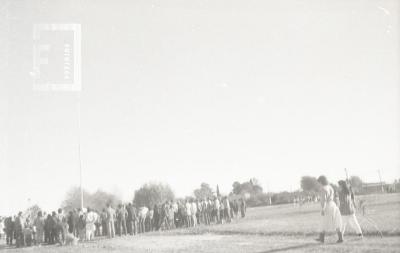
[0,0,399,252]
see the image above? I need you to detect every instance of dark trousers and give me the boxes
[102,221,107,236]
[127,220,137,235]
[118,220,127,236]
[15,231,24,248]
[139,218,146,233]
[6,231,13,245]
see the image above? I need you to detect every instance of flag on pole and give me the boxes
[32,24,81,91]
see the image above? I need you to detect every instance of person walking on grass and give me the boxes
[338,180,363,239]
[316,175,343,243]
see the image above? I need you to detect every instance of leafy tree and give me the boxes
[230,178,264,207]
[61,186,121,212]
[300,176,319,192]
[349,176,363,193]
[90,190,122,211]
[61,186,90,212]
[133,182,175,208]
[271,191,294,205]
[232,181,242,195]
[193,183,214,199]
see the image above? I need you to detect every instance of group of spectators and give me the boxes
[0,196,247,248]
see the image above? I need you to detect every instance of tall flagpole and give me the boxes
[77,92,83,209]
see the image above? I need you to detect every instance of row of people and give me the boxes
[103,197,247,238]
[2,196,247,248]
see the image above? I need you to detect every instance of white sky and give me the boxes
[1,0,399,215]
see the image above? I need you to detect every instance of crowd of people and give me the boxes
[0,175,365,247]
[0,196,247,248]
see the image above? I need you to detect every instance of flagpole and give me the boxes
[77,92,83,209]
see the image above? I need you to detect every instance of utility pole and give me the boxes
[344,168,349,182]
[378,169,384,193]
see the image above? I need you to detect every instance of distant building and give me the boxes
[360,182,397,194]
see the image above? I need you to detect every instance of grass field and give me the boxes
[2,193,400,253]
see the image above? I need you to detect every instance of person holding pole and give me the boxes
[338,180,363,239]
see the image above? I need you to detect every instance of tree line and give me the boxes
[59,175,365,212]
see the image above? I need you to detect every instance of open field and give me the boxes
[2,193,400,253]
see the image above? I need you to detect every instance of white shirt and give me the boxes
[185,202,192,216]
[191,202,197,215]
[215,199,220,210]
[139,207,149,219]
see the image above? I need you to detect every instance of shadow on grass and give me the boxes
[257,242,318,253]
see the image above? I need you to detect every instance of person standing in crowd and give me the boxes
[224,197,231,223]
[51,211,61,245]
[85,208,97,241]
[168,204,175,229]
[153,204,160,231]
[207,198,213,224]
[214,197,221,224]
[205,199,211,225]
[55,209,65,245]
[233,199,239,219]
[0,217,4,240]
[33,211,45,245]
[145,207,151,232]
[316,175,343,243]
[185,200,192,227]
[95,211,102,237]
[172,201,179,228]
[23,217,33,246]
[178,202,186,228]
[196,200,202,225]
[67,211,74,235]
[200,200,206,225]
[148,207,154,231]
[338,180,363,239]
[106,204,116,238]
[240,198,247,218]
[44,214,53,244]
[220,199,225,224]
[138,206,148,233]
[100,209,108,236]
[15,212,24,248]
[116,204,127,236]
[126,203,136,235]
[190,200,197,227]
[229,199,234,220]
[61,215,69,245]
[72,209,80,237]
[160,203,168,230]
[4,216,14,245]
[77,211,86,241]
